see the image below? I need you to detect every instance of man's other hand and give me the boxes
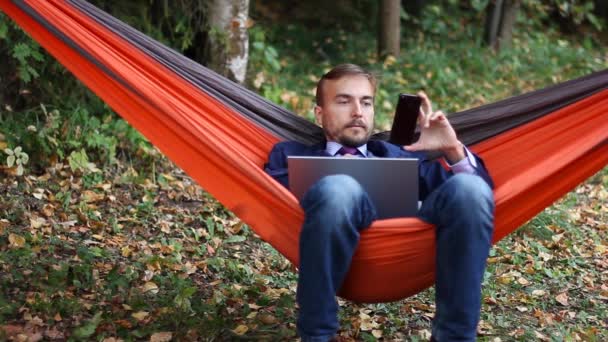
[403,91,465,164]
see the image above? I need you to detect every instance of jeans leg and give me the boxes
[297,175,377,341]
[418,174,495,342]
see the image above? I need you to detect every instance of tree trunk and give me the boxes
[378,0,401,58]
[484,0,504,49]
[497,0,520,50]
[484,0,519,51]
[206,0,250,84]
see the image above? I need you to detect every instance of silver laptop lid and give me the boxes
[287,156,419,219]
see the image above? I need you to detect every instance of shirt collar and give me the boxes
[326,141,368,157]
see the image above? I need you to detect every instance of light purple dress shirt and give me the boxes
[325,141,477,174]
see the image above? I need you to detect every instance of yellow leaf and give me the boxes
[258,314,277,325]
[82,190,105,203]
[142,282,159,294]
[372,329,383,338]
[149,332,172,342]
[498,275,513,284]
[132,311,149,321]
[8,233,25,248]
[233,325,248,335]
[30,216,47,229]
[121,246,132,258]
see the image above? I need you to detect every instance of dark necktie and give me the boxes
[337,146,360,156]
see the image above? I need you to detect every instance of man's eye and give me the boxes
[363,101,373,107]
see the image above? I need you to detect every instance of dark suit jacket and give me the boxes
[264,140,494,201]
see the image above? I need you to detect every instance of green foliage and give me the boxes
[0,13,155,172]
[3,145,28,176]
[547,0,603,30]
[0,14,45,86]
[72,312,103,339]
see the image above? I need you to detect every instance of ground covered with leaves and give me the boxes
[0,156,606,341]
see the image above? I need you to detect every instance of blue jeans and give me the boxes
[297,174,495,342]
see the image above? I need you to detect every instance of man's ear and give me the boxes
[314,105,323,126]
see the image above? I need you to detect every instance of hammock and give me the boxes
[2,0,607,303]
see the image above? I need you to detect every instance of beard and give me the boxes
[337,122,372,147]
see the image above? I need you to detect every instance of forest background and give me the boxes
[0,0,607,341]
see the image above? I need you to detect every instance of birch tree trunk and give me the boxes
[206,0,250,84]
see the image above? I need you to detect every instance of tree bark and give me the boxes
[497,0,520,50]
[484,0,504,49]
[378,0,401,58]
[484,0,519,51]
[206,0,250,84]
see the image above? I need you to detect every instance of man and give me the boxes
[264,64,495,342]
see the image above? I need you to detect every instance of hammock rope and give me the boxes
[2,0,607,302]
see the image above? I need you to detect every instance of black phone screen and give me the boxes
[389,94,421,146]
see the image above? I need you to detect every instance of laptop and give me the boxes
[288,156,419,219]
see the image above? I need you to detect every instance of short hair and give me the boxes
[315,64,377,105]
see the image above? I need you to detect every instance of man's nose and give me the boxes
[352,102,363,117]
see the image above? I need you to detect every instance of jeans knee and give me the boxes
[445,174,494,211]
[300,175,372,236]
[303,174,365,210]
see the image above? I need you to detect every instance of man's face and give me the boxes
[315,75,375,147]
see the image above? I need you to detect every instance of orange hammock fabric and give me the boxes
[2,0,607,303]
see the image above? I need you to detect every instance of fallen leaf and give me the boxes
[149,332,172,342]
[8,233,26,248]
[82,190,105,203]
[372,329,383,338]
[534,330,549,341]
[45,327,65,340]
[160,221,172,234]
[132,311,149,321]
[233,325,248,335]
[0,324,24,336]
[258,314,276,325]
[555,292,569,306]
[531,289,546,297]
[552,233,564,243]
[142,282,159,294]
[418,329,432,339]
[0,219,8,234]
[121,246,132,258]
[30,216,47,229]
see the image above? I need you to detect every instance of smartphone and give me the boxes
[389,93,421,146]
